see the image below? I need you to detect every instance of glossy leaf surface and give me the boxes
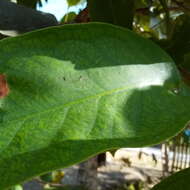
[0,23,189,188]
[152,168,190,190]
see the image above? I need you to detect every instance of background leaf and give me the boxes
[166,14,190,65]
[61,12,77,23]
[0,23,189,188]
[87,0,135,29]
[16,0,46,8]
[87,0,114,24]
[67,0,81,7]
[151,168,190,190]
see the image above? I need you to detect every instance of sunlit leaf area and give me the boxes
[1,0,190,190]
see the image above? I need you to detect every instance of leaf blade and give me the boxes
[152,168,190,190]
[0,23,189,188]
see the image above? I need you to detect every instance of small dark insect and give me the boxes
[0,74,9,98]
[63,76,66,81]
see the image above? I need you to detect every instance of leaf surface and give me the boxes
[67,0,81,7]
[152,168,190,190]
[0,23,189,188]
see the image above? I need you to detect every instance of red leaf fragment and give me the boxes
[0,74,9,98]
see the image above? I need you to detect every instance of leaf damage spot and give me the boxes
[0,74,9,98]
[172,88,180,95]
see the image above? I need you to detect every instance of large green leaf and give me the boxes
[152,168,190,190]
[0,23,189,188]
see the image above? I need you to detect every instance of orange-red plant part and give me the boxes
[0,74,9,98]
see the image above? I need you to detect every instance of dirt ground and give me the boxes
[97,149,163,189]
[23,148,163,190]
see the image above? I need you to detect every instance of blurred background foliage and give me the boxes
[16,0,84,8]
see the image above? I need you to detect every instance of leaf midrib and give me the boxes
[0,85,132,155]
[5,85,132,125]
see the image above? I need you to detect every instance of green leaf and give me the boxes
[0,23,189,188]
[17,0,42,8]
[168,14,190,65]
[87,0,135,29]
[11,185,23,190]
[87,0,114,24]
[111,0,135,29]
[151,168,190,190]
[67,0,81,7]
[61,12,77,23]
